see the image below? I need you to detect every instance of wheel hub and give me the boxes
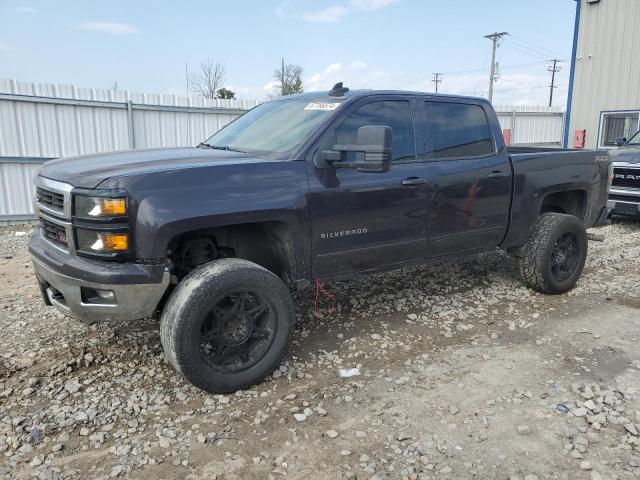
[222,313,252,346]
[199,290,275,373]
[551,232,579,281]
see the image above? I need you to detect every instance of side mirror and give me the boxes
[317,126,392,173]
[616,137,627,147]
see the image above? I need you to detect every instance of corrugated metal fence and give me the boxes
[0,79,260,223]
[494,105,566,145]
[0,79,566,224]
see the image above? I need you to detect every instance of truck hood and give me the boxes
[38,147,268,189]
[610,146,640,165]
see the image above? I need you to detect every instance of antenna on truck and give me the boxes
[329,82,349,97]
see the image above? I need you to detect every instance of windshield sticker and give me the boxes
[304,102,341,111]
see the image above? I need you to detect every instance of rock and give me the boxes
[64,379,81,394]
[396,432,411,441]
[517,425,531,435]
[624,423,638,436]
[355,430,367,439]
[370,334,381,340]
[579,461,592,470]
[325,430,339,439]
[573,435,589,453]
[448,405,460,415]
[110,465,125,477]
[582,385,595,400]
[573,408,588,417]
[293,413,307,422]
[197,434,207,443]
[303,407,314,417]
[339,449,352,456]
[52,443,63,452]
[30,427,43,444]
[583,400,598,411]
[587,413,606,425]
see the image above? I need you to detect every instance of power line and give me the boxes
[431,73,442,93]
[507,34,568,60]
[502,40,549,60]
[484,31,508,103]
[438,61,551,77]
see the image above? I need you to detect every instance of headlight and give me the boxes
[76,229,129,253]
[75,195,127,218]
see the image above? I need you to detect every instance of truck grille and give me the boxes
[40,218,68,248]
[612,168,640,189]
[610,193,640,203]
[36,187,65,213]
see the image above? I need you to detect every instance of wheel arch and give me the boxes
[540,189,588,220]
[166,221,298,290]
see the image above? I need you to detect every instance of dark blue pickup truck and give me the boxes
[29,84,612,393]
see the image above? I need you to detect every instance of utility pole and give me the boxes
[431,73,442,94]
[547,59,564,107]
[484,32,508,103]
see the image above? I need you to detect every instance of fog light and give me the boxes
[81,287,116,305]
[96,290,115,300]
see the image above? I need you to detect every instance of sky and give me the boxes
[0,0,577,106]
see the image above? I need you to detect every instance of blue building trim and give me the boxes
[564,0,582,148]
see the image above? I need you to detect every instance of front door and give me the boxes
[307,98,429,278]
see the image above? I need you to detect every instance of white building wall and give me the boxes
[568,0,640,149]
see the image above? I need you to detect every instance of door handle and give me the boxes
[487,171,508,179]
[401,177,427,186]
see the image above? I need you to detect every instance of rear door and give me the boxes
[416,99,512,257]
[307,97,430,278]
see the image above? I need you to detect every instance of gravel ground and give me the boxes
[0,220,639,480]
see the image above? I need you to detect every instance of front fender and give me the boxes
[101,160,311,279]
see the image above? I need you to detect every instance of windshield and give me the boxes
[626,130,640,146]
[202,99,343,159]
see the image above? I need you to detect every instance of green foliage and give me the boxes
[216,88,236,99]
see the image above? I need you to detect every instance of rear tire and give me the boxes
[160,258,295,393]
[518,213,588,294]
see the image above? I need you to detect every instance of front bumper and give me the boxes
[29,233,170,323]
[608,194,640,217]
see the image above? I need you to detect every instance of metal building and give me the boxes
[566,0,640,149]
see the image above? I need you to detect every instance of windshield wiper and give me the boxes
[197,143,246,154]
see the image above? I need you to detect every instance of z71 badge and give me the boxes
[320,228,368,239]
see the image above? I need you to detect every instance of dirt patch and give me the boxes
[0,220,639,479]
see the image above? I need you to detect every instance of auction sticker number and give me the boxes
[304,102,341,111]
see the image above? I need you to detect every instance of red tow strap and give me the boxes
[313,278,336,319]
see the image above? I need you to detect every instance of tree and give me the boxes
[274,59,303,96]
[190,59,226,99]
[215,87,236,99]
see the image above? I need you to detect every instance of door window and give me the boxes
[333,100,416,162]
[424,102,495,159]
